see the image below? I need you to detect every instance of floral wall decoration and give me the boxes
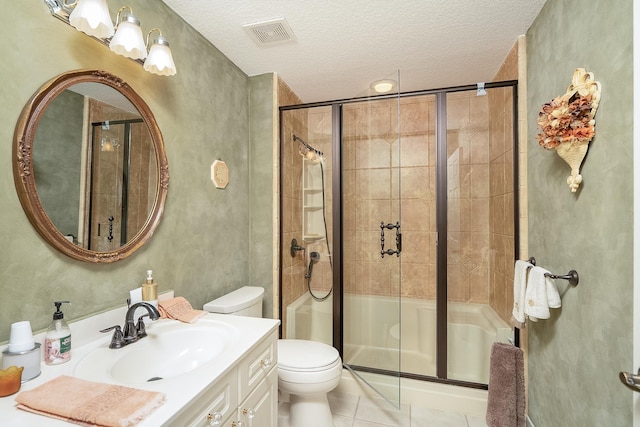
[537,68,601,192]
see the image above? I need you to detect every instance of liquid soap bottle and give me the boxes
[44,301,71,365]
[141,270,158,307]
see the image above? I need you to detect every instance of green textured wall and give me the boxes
[249,74,276,316]
[0,0,274,342]
[526,0,633,425]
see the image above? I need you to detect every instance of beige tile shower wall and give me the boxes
[343,97,437,300]
[343,100,401,297]
[276,78,300,326]
[446,92,491,304]
[399,97,437,299]
[489,38,522,324]
[280,108,306,337]
[278,78,337,337]
[487,86,515,321]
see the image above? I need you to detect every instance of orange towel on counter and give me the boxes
[158,296,206,323]
[15,375,165,427]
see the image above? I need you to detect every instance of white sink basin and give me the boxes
[74,318,238,384]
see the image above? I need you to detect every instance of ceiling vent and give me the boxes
[243,18,296,46]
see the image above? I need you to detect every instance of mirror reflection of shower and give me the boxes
[88,118,148,251]
[294,135,333,302]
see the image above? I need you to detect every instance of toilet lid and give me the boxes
[278,339,340,371]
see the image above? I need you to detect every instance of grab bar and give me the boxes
[527,257,579,287]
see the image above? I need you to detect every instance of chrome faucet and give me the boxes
[101,302,161,349]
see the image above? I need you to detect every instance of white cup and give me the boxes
[8,321,35,353]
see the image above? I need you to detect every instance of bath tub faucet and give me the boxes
[101,302,161,349]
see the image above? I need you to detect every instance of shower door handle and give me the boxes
[107,216,114,242]
[380,221,401,258]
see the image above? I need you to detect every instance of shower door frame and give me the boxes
[279,78,520,392]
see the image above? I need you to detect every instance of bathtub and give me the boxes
[286,291,333,346]
[287,292,512,385]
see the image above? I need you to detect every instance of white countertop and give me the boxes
[0,303,280,426]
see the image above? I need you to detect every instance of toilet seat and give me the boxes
[278,339,340,372]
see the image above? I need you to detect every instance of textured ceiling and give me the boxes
[161,0,547,103]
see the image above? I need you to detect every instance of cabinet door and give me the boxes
[235,367,278,427]
[239,331,277,402]
[176,368,238,427]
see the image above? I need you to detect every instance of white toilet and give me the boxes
[277,339,341,427]
[203,287,342,427]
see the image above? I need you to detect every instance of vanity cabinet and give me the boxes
[175,330,278,427]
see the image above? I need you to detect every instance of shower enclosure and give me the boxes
[86,118,155,251]
[279,76,518,404]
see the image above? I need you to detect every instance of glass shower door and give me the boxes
[445,86,516,384]
[342,79,402,406]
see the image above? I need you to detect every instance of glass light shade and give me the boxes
[109,14,147,60]
[68,0,114,38]
[144,37,177,76]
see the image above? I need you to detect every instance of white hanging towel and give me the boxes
[524,266,561,321]
[510,260,533,328]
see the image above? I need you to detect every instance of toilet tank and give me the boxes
[203,286,264,317]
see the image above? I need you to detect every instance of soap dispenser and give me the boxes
[141,270,158,307]
[44,301,71,365]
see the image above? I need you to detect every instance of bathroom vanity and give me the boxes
[168,327,278,426]
[0,304,280,426]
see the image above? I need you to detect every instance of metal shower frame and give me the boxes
[278,79,520,391]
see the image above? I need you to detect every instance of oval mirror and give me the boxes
[13,70,169,263]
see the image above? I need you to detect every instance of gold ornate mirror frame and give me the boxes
[13,69,169,263]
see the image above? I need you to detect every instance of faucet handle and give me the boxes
[100,325,125,349]
[136,314,150,338]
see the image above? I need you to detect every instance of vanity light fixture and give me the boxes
[144,29,177,76]
[42,0,177,76]
[109,6,146,60]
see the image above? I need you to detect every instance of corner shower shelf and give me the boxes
[302,159,325,242]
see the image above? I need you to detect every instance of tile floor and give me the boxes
[327,390,488,427]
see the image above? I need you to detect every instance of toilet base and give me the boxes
[278,401,290,427]
[280,393,335,427]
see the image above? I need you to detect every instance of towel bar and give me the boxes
[526,257,579,287]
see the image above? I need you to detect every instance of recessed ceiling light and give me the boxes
[371,79,397,93]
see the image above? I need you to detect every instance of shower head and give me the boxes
[305,252,321,279]
[294,135,323,162]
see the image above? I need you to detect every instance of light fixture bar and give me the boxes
[42,0,176,76]
[43,0,64,14]
[43,0,146,66]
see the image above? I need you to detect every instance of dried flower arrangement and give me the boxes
[537,93,595,149]
[536,68,601,192]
